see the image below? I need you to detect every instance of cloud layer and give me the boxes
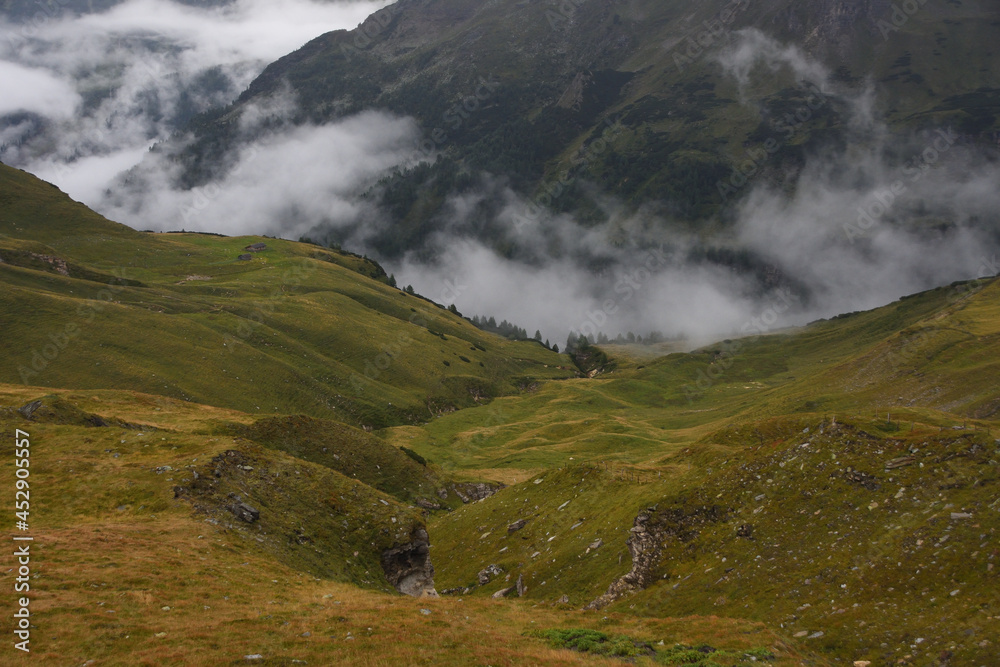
[1,0,389,202]
[3,17,998,347]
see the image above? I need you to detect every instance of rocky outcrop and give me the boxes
[451,481,504,503]
[507,518,528,533]
[415,498,442,510]
[18,400,42,419]
[381,527,437,598]
[226,494,260,523]
[587,503,728,610]
[477,564,503,585]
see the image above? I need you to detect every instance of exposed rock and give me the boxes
[226,495,260,523]
[587,504,728,609]
[237,254,253,261]
[436,488,448,500]
[491,585,516,599]
[587,538,603,552]
[381,527,437,598]
[736,524,753,538]
[415,498,442,510]
[18,400,42,419]
[451,481,505,503]
[515,573,526,597]
[477,564,503,585]
[244,243,267,252]
[885,455,916,469]
[29,252,69,275]
[557,595,570,604]
[507,518,527,533]
[840,468,881,491]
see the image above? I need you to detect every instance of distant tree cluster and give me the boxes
[470,314,557,351]
[570,330,685,347]
[470,314,528,340]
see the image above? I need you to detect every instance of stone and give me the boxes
[736,524,753,538]
[237,254,253,261]
[516,573,526,597]
[451,482,504,503]
[507,519,527,533]
[226,499,260,523]
[854,661,871,667]
[381,527,436,598]
[478,564,503,585]
[18,400,42,419]
[885,455,916,470]
[587,538,603,551]
[415,498,442,510]
[557,595,570,604]
[491,586,516,599]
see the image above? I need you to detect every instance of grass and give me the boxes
[0,385,819,666]
[0,163,571,430]
[2,164,999,664]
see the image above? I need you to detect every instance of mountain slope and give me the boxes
[0,163,570,428]
[165,0,1000,256]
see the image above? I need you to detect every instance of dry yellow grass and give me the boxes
[1,518,821,666]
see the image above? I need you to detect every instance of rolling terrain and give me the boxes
[1,163,999,665]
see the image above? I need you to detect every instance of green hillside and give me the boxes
[1,163,998,665]
[0,163,570,429]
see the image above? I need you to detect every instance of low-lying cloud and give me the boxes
[3,15,999,347]
[1,0,389,202]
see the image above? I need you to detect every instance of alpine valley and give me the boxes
[1,1,1000,666]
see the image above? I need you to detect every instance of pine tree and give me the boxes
[388,273,397,288]
[534,329,542,341]
[552,343,559,353]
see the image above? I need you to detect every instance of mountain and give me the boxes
[0,162,569,430]
[164,0,1000,258]
[2,162,998,664]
